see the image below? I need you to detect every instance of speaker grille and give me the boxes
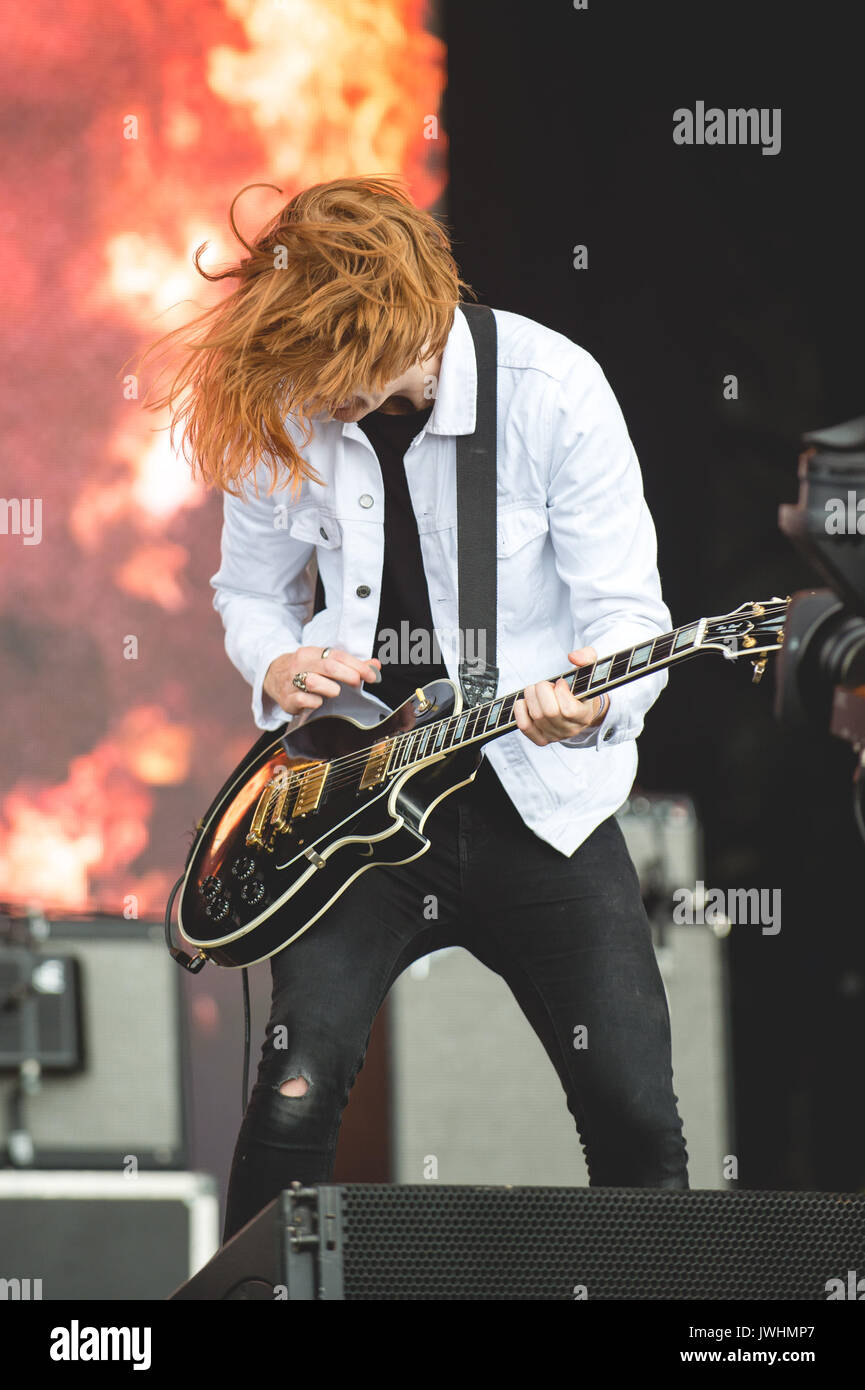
[335,1186,865,1300]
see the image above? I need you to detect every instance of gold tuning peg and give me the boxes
[751,656,768,684]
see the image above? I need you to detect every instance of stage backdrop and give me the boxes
[0,0,446,919]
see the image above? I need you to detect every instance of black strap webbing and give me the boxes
[456,303,499,706]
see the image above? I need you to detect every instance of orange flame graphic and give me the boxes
[0,0,445,916]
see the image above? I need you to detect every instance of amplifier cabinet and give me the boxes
[0,1170,219,1299]
[0,918,187,1169]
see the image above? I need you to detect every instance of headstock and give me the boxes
[701,597,789,683]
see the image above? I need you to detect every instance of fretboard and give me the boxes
[382,618,708,774]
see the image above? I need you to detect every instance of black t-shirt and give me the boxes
[356,401,449,712]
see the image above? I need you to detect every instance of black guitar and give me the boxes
[175,598,788,967]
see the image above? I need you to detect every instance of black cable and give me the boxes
[241,967,251,1116]
[163,874,208,974]
[163,871,250,1115]
[853,755,865,849]
[163,874,185,956]
[4,1077,27,1167]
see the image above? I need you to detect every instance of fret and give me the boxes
[415,726,433,759]
[628,641,653,672]
[459,708,478,741]
[609,652,632,681]
[442,716,462,750]
[672,623,698,652]
[486,699,505,729]
[453,712,470,742]
[467,705,488,739]
[432,721,448,752]
[651,634,675,663]
[392,733,413,770]
[590,657,612,686]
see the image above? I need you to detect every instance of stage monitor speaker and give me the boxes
[0,917,187,1169]
[171,1183,865,1301]
[388,793,732,1189]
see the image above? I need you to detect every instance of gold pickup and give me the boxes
[292,761,329,817]
[271,771,298,830]
[359,738,392,790]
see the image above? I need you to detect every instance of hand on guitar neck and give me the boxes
[514,646,610,746]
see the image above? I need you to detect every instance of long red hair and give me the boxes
[136,176,474,498]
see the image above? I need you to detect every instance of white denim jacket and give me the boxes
[210,305,670,856]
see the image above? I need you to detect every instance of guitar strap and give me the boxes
[455,303,500,706]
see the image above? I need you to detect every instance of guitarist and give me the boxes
[149,176,689,1241]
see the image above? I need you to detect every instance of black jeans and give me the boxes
[223,756,688,1241]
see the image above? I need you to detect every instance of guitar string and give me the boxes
[306,607,788,793]
[266,609,788,801]
[275,624,691,794]
[257,609,787,807]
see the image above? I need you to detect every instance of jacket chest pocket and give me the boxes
[288,507,343,549]
[496,505,550,621]
[497,505,549,558]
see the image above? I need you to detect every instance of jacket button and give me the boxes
[603,728,615,741]
[359,494,374,508]
[319,526,328,539]
[356,584,371,598]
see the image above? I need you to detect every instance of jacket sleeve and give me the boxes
[544,349,671,751]
[209,469,317,729]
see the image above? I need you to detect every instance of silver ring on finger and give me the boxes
[321,647,332,660]
[292,671,310,692]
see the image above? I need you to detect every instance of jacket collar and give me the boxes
[423,303,477,436]
[341,304,478,442]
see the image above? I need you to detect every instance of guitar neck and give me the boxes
[382,602,787,773]
[398,621,704,767]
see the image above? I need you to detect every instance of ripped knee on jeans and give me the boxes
[278,1074,310,1098]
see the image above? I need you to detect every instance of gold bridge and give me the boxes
[246,761,329,848]
[246,780,281,848]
